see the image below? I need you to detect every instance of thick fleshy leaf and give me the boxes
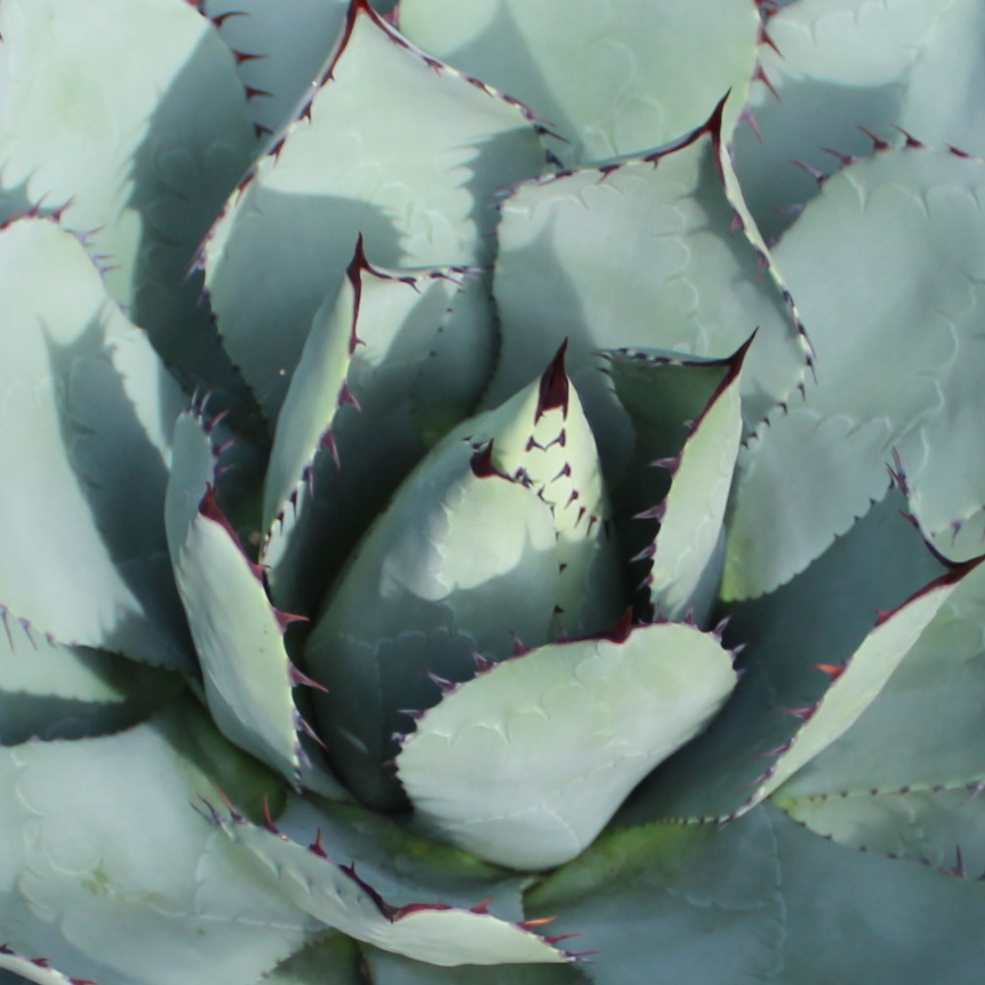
[527,803,985,985]
[202,0,545,421]
[766,803,985,984]
[254,933,362,985]
[724,144,985,599]
[733,0,985,243]
[773,542,985,873]
[165,410,318,784]
[487,100,812,478]
[0,698,318,985]
[397,0,761,164]
[194,0,349,146]
[525,808,785,985]
[260,240,486,615]
[0,0,260,420]
[0,612,182,746]
[609,338,750,621]
[209,799,573,967]
[618,491,963,823]
[0,218,191,668]
[396,620,737,870]
[361,947,588,985]
[0,946,93,985]
[305,352,621,808]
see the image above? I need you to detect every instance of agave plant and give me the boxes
[4,1,985,982]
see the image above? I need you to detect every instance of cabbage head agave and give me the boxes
[3,1,985,983]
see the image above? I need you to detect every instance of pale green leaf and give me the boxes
[0,218,191,668]
[724,146,985,598]
[397,622,737,869]
[0,698,318,985]
[487,104,812,479]
[261,241,480,615]
[203,0,544,421]
[398,0,760,164]
[0,0,260,418]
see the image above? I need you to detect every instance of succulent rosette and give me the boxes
[3,2,985,983]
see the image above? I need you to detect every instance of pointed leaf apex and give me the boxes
[536,339,570,422]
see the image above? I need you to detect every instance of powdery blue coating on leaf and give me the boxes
[725,145,985,598]
[396,622,737,870]
[733,0,985,243]
[0,0,261,416]
[0,612,181,746]
[487,105,812,480]
[774,536,985,873]
[260,243,483,615]
[0,218,191,669]
[212,800,573,967]
[0,699,319,985]
[617,492,951,824]
[202,1,545,421]
[397,0,761,164]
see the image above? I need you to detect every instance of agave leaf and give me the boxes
[487,99,812,478]
[260,240,485,615]
[765,802,985,984]
[396,620,737,870]
[724,145,985,599]
[608,338,750,621]
[0,0,260,420]
[527,803,985,985]
[397,0,760,164]
[0,613,182,746]
[773,538,985,873]
[304,350,623,807]
[254,933,362,985]
[202,0,545,421]
[619,491,965,823]
[733,0,983,242]
[0,217,191,669]
[165,409,322,785]
[0,946,92,985]
[0,698,320,985]
[210,799,573,967]
[525,808,785,985]
[193,0,350,146]
[361,946,588,985]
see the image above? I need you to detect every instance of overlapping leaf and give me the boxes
[397,0,761,164]
[202,0,545,421]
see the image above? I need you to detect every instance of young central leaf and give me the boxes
[304,347,621,809]
[396,620,738,870]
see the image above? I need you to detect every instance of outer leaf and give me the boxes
[397,0,761,164]
[773,539,985,873]
[195,0,349,146]
[0,218,190,668]
[525,809,785,985]
[165,410,317,785]
[362,947,588,985]
[202,0,545,421]
[260,240,485,615]
[0,698,318,985]
[305,351,621,808]
[609,338,750,621]
[733,0,985,243]
[210,802,573,967]
[724,145,985,598]
[396,620,737,870]
[618,491,960,823]
[0,611,181,746]
[487,99,812,478]
[0,0,260,418]
[766,803,985,985]
[527,804,985,985]
[0,946,93,985]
